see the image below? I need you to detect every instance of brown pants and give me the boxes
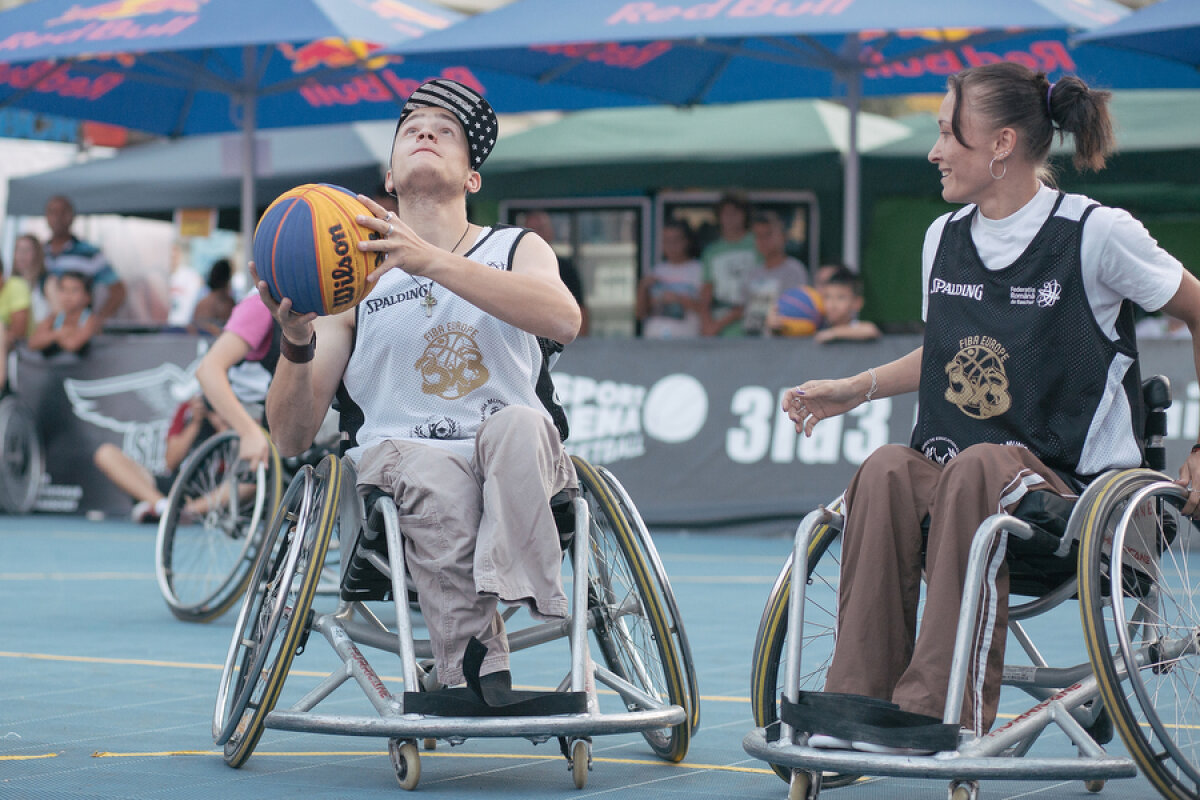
[823,443,1075,733]
[353,406,577,686]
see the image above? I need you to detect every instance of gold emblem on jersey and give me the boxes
[416,322,489,399]
[944,335,1011,420]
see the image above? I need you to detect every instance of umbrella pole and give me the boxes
[240,94,256,272]
[842,73,862,272]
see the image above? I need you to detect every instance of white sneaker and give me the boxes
[807,733,935,756]
[808,733,853,750]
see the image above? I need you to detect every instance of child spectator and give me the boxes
[813,265,881,343]
[700,191,759,336]
[27,271,98,356]
[12,234,50,336]
[637,220,705,339]
[0,253,32,353]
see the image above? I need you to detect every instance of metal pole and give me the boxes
[841,72,861,272]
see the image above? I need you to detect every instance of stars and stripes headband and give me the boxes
[397,78,498,171]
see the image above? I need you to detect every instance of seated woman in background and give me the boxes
[191,258,236,337]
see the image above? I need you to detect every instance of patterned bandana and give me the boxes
[396,78,498,171]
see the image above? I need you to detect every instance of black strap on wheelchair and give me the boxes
[779,691,959,752]
[403,638,587,717]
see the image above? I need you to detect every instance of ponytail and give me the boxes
[1047,76,1114,172]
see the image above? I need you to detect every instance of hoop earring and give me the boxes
[989,157,1007,180]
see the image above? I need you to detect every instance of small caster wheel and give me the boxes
[789,769,821,800]
[423,737,437,751]
[1084,779,1105,793]
[389,738,420,791]
[949,779,979,800]
[569,738,590,789]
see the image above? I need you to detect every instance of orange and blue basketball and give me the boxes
[775,285,825,337]
[253,184,381,315]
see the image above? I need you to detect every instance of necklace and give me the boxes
[411,222,471,318]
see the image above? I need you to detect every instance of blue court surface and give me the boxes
[0,514,1173,800]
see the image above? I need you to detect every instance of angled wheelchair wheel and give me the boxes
[213,454,340,768]
[1079,470,1200,800]
[750,500,855,787]
[574,456,691,763]
[0,395,44,514]
[593,462,700,737]
[155,430,283,622]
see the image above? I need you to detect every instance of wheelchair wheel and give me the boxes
[574,456,691,762]
[213,454,339,768]
[749,500,856,787]
[155,430,283,622]
[1079,470,1200,800]
[592,462,700,737]
[0,395,44,514]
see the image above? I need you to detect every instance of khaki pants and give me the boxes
[354,406,577,686]
[824,443,1075,733]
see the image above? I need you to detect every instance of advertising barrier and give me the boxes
[12,333,1200,528]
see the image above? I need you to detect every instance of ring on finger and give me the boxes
[386,223,393,237]
[385,211,395,222]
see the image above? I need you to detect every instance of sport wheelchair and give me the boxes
[743,376,1200,800]
[0,391,44,514]
[211,452,699,789]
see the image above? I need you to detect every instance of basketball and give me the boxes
[775,285,825,337]
[253,183,382,315]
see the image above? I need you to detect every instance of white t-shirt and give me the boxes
[643,258,704,339]
[922,184,1183,339]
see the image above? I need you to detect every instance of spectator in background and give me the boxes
[12,234,51,335]
[743,210,811,336]
[191,258,236,337]
[27,271,98,357]
[700,191,759,337]
[166,241,204,327]
[0,253,32,353]
[523,209,589,336]
[814,265,881,344]
[44,195,125,326]
[637,219,705,339]
[93,394,228,523]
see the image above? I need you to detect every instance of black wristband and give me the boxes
[1191,443,1200,454]
[280,331,315,364]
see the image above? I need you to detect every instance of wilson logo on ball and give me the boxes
[254,183,382,315]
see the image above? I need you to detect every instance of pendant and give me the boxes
[421,292,437,317]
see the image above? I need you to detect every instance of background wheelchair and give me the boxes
[154,421,343,622]
[743,376,1200,800]
[211,451,699,790]
[0,391,44,514]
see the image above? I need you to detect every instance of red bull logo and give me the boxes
[606,0,853,25]
[861,39,1077,81]
[532,41,673,70]
[858,28,982,45]
[48,0,207,26]
[0,60,124,102]
[298,66,485,110]
[279,39,398,74]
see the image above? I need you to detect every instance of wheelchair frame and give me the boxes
[212,452,696,790]
[0,393,45,514]
[742,470,1199,800]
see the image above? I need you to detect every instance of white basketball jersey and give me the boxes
[340,226,553,463]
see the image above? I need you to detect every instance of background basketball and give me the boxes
[775,285,825,336]
[253,184,381,315]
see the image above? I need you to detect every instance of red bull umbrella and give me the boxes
[390,0,1200,269]
[1074,0,1200,69]
[0,0,648,240]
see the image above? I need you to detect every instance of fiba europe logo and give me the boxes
[553,373,708,464]
[944,336,1011,420]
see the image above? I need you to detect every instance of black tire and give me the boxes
[574,456,690,762]
[155,430,283,622]
[1079,469,1200,800]
[0,395,44,514]
[593,462,700,737]
[213,455,339,768]
[749,500,855,787]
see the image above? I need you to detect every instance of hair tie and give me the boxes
[1046,82,1056,117]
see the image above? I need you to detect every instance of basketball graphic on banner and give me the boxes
[253,183,382,315]
[775,285,825,337]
